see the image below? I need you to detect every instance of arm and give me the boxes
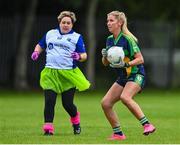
[72,35,87,62]
[31,44,44,61]
[33,44,44,54]
[101,48,110,66]
[128,37,144,66]
[79,52,87,62]
[128,52,144,66]
[102,56,110,66]
[71,52,87,62]
[109,52,144,68]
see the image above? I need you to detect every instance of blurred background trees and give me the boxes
[0,0,180,90]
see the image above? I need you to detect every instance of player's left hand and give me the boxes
[71,52,81,61]
[110,62,124,68]
[110,59,130,68]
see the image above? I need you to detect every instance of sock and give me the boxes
[113,126,123,135]
[140,116,150,126]
[73,123,80,129]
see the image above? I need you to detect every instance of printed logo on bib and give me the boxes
[48,43,54,50]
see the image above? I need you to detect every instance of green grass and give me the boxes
[0,89,180,144]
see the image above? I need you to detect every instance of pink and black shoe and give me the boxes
[108,133,126,140]
[43,123,54,135]
[70,112,81,135]
[143,123,156,135]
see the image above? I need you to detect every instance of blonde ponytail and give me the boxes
[108,11,138,42]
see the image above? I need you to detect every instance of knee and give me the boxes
[62,102,72,110]
[120,95,132,106]
[101,98,112,110]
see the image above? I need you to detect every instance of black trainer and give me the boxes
[44,131,53,136]
[73,124,81,135]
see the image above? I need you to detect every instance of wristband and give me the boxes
[124,62,130,68]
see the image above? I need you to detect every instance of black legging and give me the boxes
[44,88,77,122]
[61,88,77,117]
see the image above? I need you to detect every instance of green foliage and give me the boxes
[0,89,180,143]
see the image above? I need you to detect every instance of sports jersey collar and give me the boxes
[57,27,74,35]
[113,31,123,45]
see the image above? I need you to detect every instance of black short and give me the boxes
[116,73,145,89]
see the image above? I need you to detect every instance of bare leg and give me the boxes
[120,81,144,120]
[101,83,123,128]
[120,82,156,135]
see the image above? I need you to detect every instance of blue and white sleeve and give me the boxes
[38,34,47,49]
[75,35,86,53]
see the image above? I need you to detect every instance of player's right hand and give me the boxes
[101,48,107,57]
[31,51,39,61]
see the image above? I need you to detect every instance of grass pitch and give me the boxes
[0,89,180,144]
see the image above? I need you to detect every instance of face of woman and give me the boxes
[107,15,121,34]
[59,16,73,34]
